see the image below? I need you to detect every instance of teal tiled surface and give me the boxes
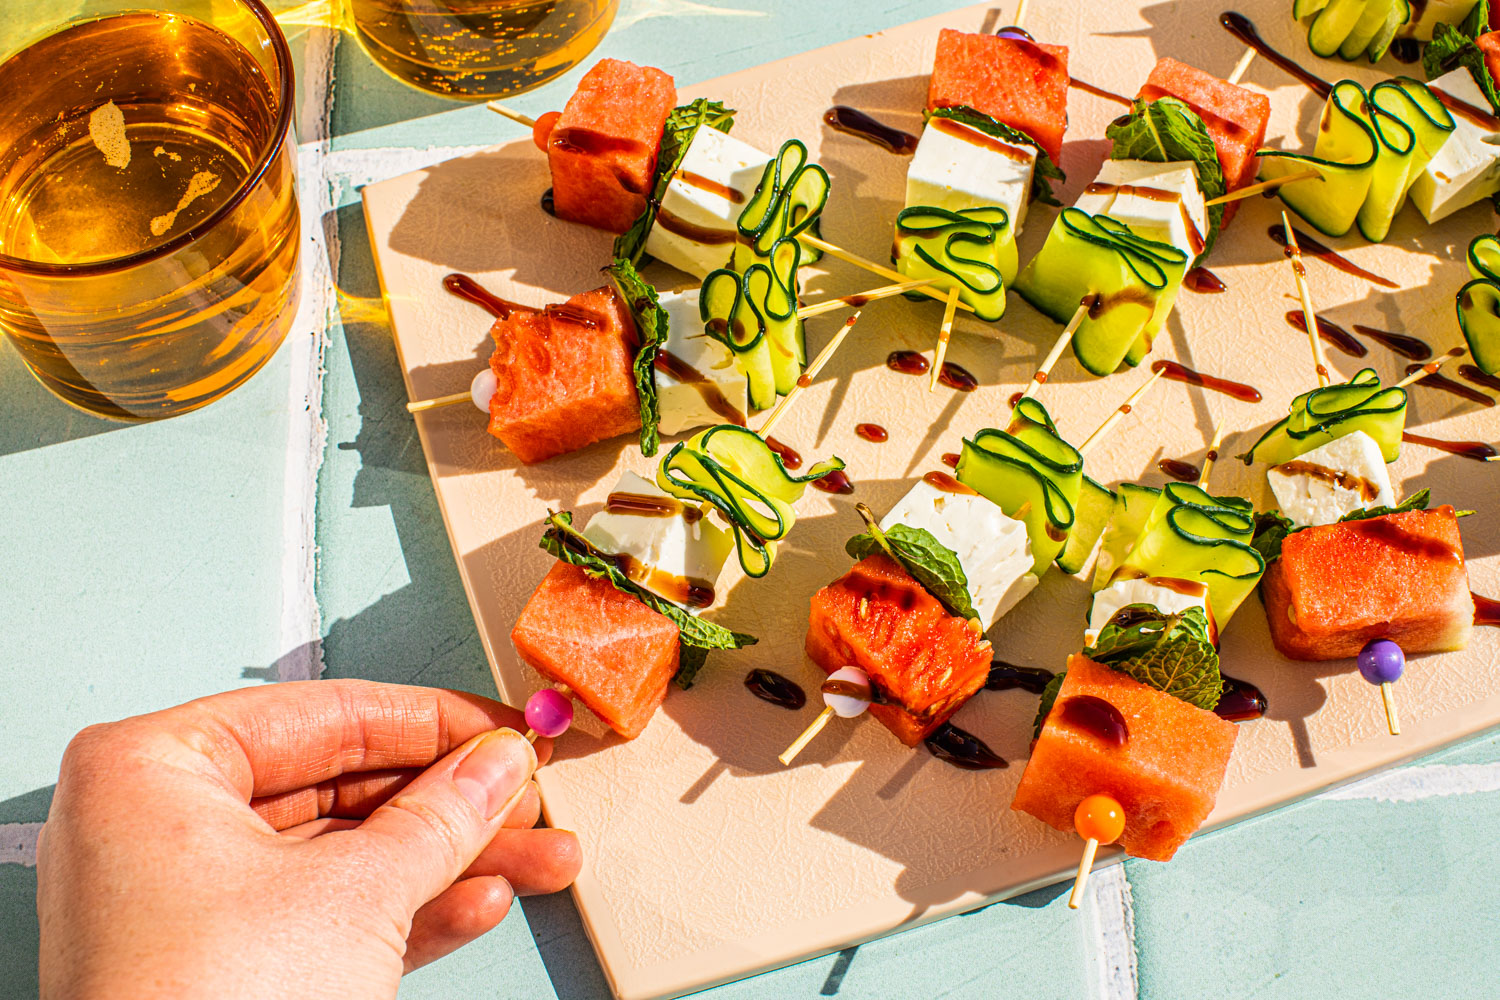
[2,1,1499,998]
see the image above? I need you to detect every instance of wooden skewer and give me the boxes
[488,102,537,128]
[1016,300,1091,406]
[758,311,863,439]
[1076,367,1167,457]
[1012,0,1030,28]
[1281,210,1331,388]
[929,287,962,392]
[779,706,835,766]
[1197,418,1228,488]
[1068,837,1101,910]
[1205,169,1321,206]
[795,278,932,319]
[408,390,471,413]
[1395,347,1466,388]
[1227,47,1256,86]
[798,234,977,314]
[1380,682,1402,736]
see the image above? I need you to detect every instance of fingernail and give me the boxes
[453,729,536,820]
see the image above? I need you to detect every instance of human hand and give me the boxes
[36,679,582,999]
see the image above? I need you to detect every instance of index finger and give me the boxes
[137,679,551,801]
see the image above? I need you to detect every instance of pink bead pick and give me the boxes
[525,687,573,738]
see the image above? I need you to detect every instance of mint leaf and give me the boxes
[604,257,665,457]
[925,105,1065,206]
[1425,2,1500,116]
[1336,487,1431,522]
[539,511,756,688]
[613,99,737,264]
[1104,96,1227,261]
[1032,671,1066,740]
[1251,510,1295,564]
[1085,605,1223,711]
[845,522,978,620]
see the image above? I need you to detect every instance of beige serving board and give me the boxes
[362,3,1500,997]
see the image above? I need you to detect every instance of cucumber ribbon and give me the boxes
[700,237,804,410]
[893,205,1014,322]
[733,139,830,270]
[1013,208,1189,377]
[1110,483,1266,628]
[1246,368,1408,465]
[656,424,843,578]
[1458,233,1500,375]
[1258,77,1453,240]
[1293,0,1411,63]
[955,397,1081,574]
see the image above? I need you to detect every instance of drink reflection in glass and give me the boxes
[0,0,300,421]
[347,0,620,99]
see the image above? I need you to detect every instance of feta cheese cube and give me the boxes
[880,478,1037,630]
[1267,430,1398,528]
[583,471,735,607]
[1410,69,1500,223]
[653,290,749,436]
[642,126,771,279]
[905,117,1036,230]
[1085,577,1212,647]
[1074,159,1209,261]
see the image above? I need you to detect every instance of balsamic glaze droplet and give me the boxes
[744,669,806,710]
[1059,695,1129,748]
[987,660,1056,694]
[1215,674,1268,722]
[540,188,556,217]
[924,722,1009,769]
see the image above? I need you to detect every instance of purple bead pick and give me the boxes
[1358,639,1405,686]
[525,688,573,738]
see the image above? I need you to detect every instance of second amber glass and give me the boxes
[346,0,620,99]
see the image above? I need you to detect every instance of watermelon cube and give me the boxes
[927,28,1070,164]
[511,561,680,740]
[1478,32,1500,87]
[1012,654,1237,862]
[547,58,676,233]
[805,554,992,746]
[1262,506,1473,661]
[1137,57,1270,224]
[486,286,641,464]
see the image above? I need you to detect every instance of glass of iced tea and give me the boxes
[0,0,299,421]
[347,0,620,99]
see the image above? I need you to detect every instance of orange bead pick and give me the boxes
[1069,794,1126,911]
[1074,794,1126,845]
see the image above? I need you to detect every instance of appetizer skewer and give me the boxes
[1009,56,1271,376]
[510,312,862,742]
[1247,238,1481,734]
[783,368,1172,764]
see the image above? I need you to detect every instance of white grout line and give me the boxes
[1321,762,1500,803]
[0,824,42,867]
[272,29,337,684]
[321,144,491,189]
[1089,863,1139,1000]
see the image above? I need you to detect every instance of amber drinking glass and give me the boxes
[346,0,620,99]
[0,0,300,421]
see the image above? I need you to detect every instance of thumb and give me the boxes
[347,728,537,914]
